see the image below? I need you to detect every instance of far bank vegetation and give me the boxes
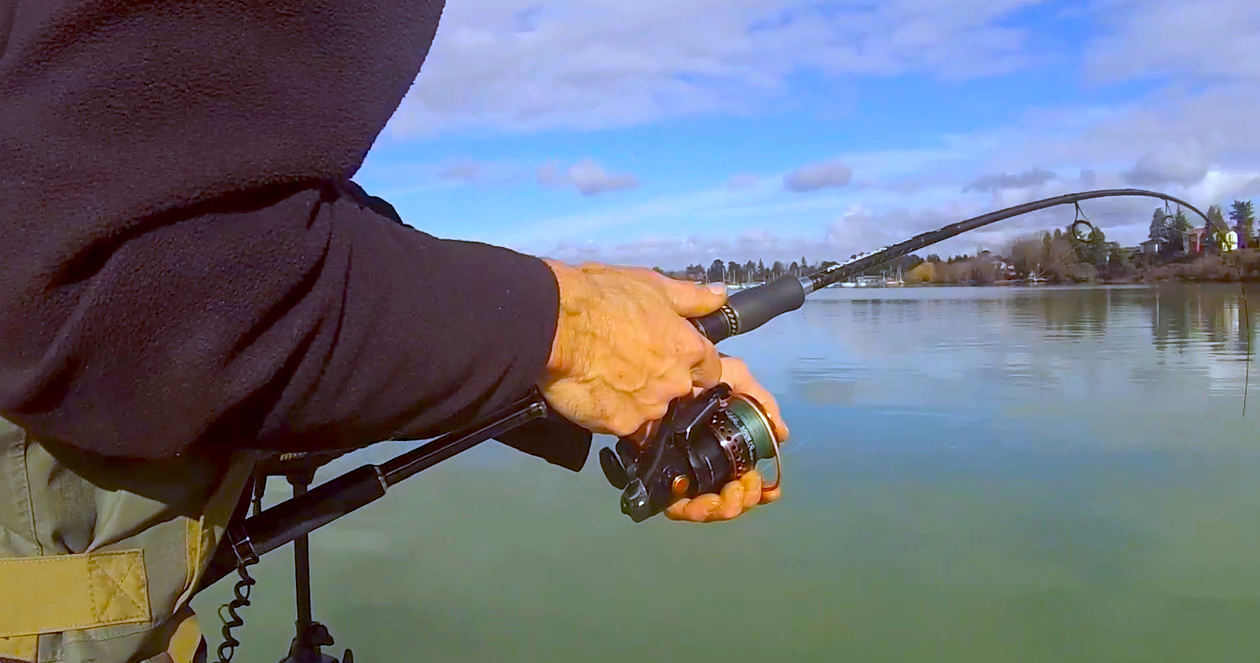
[656,199,1260,286]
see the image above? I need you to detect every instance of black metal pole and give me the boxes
[279,470,340,663]
[290,475,314,637]
[199,391,550,590]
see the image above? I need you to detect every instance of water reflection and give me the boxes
[788,285,1259,417]
[193,283,1260,663]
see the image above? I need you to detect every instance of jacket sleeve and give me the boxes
[0,181,588,470]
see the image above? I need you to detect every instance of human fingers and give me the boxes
[679,493,722,522]
[649,273,728,318]
[739,470,763,509]
[610,265,727,317]
[727,470,775,509]
[663,471,770,522]
[626,269,726,386]
[541,378,642,437]
[610,268,724,390]
[716,478,746,520]
[664,497,689,520]
[685,326,723,388]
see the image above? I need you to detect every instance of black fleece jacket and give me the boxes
[0,0,589,470]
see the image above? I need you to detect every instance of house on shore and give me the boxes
[1141,225,1237,257]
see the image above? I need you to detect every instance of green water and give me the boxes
[194,284,1260,663]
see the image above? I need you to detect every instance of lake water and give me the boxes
[194,283,1260,663]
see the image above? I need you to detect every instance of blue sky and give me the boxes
[353,0,1260,270]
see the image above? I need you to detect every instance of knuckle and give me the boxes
[679,330,709,361]
[611,415,642,438]
[670,373,693,398]
[646,379,683,413]
[671,334,695,360]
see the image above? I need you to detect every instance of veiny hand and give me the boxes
[539,260,727,437]
[664,355,790,523]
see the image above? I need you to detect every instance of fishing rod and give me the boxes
[201,187,1213,663]
[600,189,1215,522]
[691,188,1215,343]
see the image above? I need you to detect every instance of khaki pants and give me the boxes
[0,416,254,663]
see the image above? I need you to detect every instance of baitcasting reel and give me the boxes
[598,383,783,522]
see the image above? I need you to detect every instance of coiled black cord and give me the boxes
[215,474,267,663]
[215,551,258,663]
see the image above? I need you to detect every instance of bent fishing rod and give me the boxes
[695,187,1214,341]
[200,186,1212,589]
[200,187,1215,663]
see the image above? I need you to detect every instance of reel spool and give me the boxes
[598,383,783,522]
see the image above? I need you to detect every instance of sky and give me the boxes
[352,0,1260,271]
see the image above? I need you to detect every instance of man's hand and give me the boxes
[536,261,789,523]
[539,260,727,437]
[664,356,789,523]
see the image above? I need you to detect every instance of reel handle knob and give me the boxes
[598,447,629,490]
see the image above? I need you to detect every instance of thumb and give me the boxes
[660,279,728,317]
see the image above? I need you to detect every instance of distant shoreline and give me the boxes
[720,275,1260,290]
[706,251,1260,289]
[828,276,1260,288]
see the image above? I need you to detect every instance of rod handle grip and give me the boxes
[689,276,807,342]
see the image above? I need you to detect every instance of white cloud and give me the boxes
[727,173,761,190]
[492,176,812,247]
[532,200,988,269]
[1243,176,1260,198]
[436,158,528,186]
[381,0,1260,268]
[783,159,854,192]
[537,158,639,195]
[436,158,484,183]
[982,84,1260,176]
[1080,0,1260,83]
[359,157,524,195]
[522,157,1260,270]
[1079,169,1097,188]
[963,167,1058,193]
[384,0,1052,137]
[1121,143,1212,188]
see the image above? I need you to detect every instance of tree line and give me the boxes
[653,199,1260,286]
[656,257,832,284]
